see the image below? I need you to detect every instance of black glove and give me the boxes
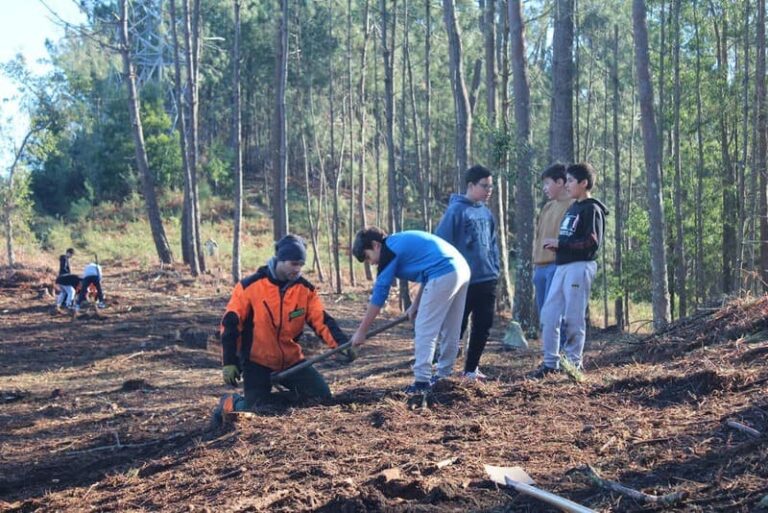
[339,346,357,363]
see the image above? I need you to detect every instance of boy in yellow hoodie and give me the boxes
[532,163,574,318]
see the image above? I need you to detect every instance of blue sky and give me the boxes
[0,0,85,169]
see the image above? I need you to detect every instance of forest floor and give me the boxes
[0,262,767,512]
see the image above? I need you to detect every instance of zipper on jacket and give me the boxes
[262,299,286,369]
[277,288,286,370]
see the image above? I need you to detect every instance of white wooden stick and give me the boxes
[505,477,596,513]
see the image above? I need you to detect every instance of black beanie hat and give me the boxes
[275,234,307,262]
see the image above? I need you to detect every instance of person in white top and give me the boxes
[75,262,106,311]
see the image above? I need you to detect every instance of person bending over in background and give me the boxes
[75,261,106,312]
[55,273,80,311]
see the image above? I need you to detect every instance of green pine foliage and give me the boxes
[0,0,762,320]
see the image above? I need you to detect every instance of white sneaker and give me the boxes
[97,302,106,309]
[462,369,487,382]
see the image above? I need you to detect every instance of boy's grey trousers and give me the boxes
[540,260,597,369]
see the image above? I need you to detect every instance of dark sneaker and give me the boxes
[526,364,561,379]
[403,381,432,394]
[429,375,444,386]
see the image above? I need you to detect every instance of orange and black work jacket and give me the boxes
[220,266,347,371]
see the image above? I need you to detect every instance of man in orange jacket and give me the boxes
[213,235,348,422]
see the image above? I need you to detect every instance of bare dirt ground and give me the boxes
[0,262,766,512]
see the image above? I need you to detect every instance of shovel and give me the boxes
[484,464,596,513]
[270,314,409,385]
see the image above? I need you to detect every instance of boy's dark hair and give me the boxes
[464,165,492,185]
[66,248,75,255]
[566,162,597,190]
[540,162,567,182]
[352,227,388,262]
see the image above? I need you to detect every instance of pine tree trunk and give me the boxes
[423,0,433,231]
[346,0,357,287]
[231,0,243,283]
[169,0,199,276]
[713,15,737,296]
[509,0,535,331]
[330,2,342,293]
[632,0,670,330]
[119,0,172,265]
[5,128,42,268]
[758,0,768,289]
[550,0,574,164]
[737,0,751,291]
[273,0,289,240]
[182,0,204,272]
[302,133,324,282]
[357,0,373,280]
[374,34,382,228]
[381,0,398,233]
[497,0,513,311]
[672,0,686,316]
[3,193,12,268]
[574,0,580,162]
[442,0,472,182]
[693,0,704,305]
[484,0,496,125]
[612,25,624,332]
[404,14,427,230]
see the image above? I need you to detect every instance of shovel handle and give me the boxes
[504,478,596,513]
[270,314,409,384]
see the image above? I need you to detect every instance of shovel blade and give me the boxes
[484,464,535,486]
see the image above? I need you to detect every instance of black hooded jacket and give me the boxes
[555,198,609,265]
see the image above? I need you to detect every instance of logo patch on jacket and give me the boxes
[289,308,305,320]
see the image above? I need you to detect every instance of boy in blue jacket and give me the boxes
[351,228,470,393]
[434,165,500,380]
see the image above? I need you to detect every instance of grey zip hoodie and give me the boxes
[435,194,500,284]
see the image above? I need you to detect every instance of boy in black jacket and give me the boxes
[529,162,608,378]
[58,248,74,276]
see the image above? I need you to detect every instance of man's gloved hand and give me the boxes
[339,346,357,363]
[222,365,241,387]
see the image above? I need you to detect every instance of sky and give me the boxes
[0,0,85,170]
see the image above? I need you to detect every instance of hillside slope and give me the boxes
[0,265,766,512]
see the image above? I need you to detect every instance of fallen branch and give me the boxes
[725,420,762,438]
[598,436,616,454]
[62,432,185,455]
[631,436,674,446]
[118,351,146,363]
[219,466,245,479]
[436,456,458,469]
[572,465,687,506]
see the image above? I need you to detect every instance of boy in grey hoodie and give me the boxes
[435,165,500,380]
[529,162,608,378]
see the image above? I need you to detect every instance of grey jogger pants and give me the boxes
[539,260,596,368]
[412,263,471,383]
